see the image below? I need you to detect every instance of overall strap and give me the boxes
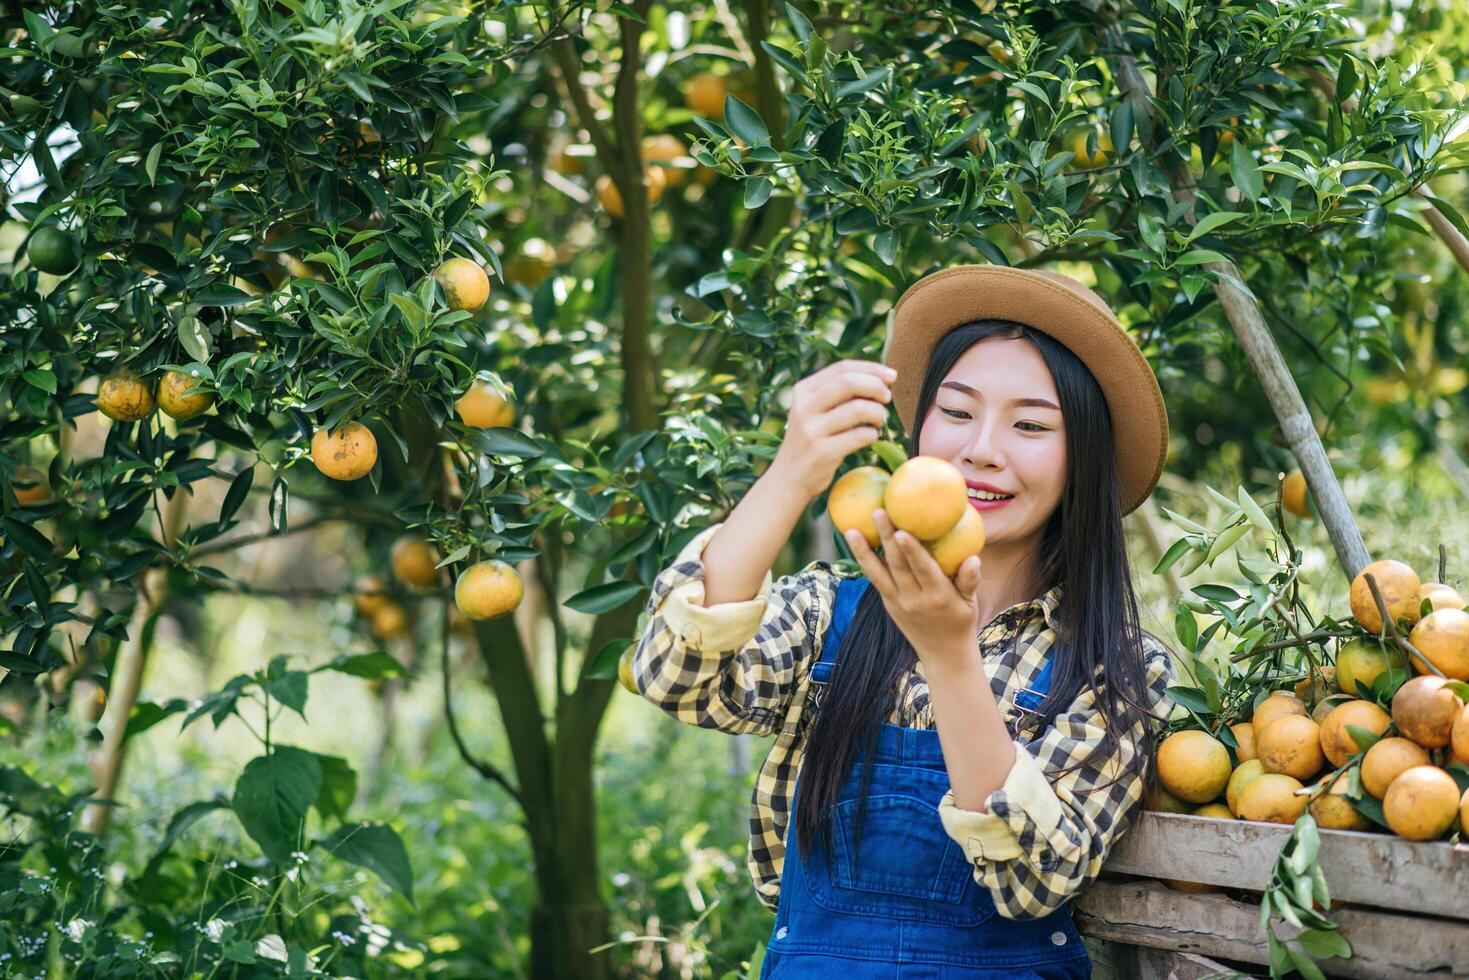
[810,576,869,686]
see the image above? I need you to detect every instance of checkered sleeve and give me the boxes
[631,522,836,736]
[937,634,1176,919]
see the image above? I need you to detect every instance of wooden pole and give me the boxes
[1084,9,1370,579]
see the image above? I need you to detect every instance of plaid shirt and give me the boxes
[632,523,1175,920]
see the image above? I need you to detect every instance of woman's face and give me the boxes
[916,336,1067,550]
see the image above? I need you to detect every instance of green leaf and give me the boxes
[320,822,414,903]
[1186,211,1244,242]
[1296,927,1352,961]
[264,669,309,719]
[564,581,645,615]
[1175,606,1198,652]
[1165,686,1212,715]
[1287,946,1329,980]
[585,638,634,680]
[23,370,56,394]
[743,177,774,209]
[141,800,231,878]
[312,754,357,823]
[194,284,253,307]
[1343,723,1382,755]
[836,67,889,100]
[1153,537,1191,575]
[1237,486,1274,535]
[124,698,190,741]
[724,96,770,145]
[317,651,407,679]
[233,747,323,866]
[178,315,210,363]
[1230,139,1263,202]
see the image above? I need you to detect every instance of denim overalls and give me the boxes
[759,577,1092,978]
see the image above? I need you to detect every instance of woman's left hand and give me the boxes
[843,509,983,667]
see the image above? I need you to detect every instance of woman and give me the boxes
[632,265,1175,977]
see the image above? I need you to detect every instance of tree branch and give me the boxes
[442,600,524,807]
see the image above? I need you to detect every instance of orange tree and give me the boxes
[2,0,1467,977]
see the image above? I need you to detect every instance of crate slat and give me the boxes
[1076,881,1469,979]
[1103,812,1469,921]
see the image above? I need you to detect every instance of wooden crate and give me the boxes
[1077,812,1469,978]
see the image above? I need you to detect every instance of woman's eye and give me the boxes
[940,408,969,419]
[1017,421,1048,432]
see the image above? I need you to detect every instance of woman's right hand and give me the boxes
[769,359,898,501]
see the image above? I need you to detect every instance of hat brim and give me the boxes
[886,265,1168,515]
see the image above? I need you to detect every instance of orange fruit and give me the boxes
[1230,722,1257,762]
[1145,784,1192,813]
[1226,759,1266,816]
[1294,667,1337,705]
[1453,703,1469,764]
[455,380,515,429]
[1251,692,1307,736]
[551,142,590,176]
[925,506,986,577]
[1318,699,1391,767]
[1235,773,1308,824]
[1391,675,1464,748]
[11,465,51,505]
[353,575,390,618]
[617,646,639,696]
[454,559,524,621]
[97,369,156,421]
[1335,637,1408,697]
[1256,715,1325,780]
[1461,786,1469,836]
[1156,730,1232,804]
[1360,736,1430,799]
[434,257,490,312]
[684,72,729,117]
[391,536,441,589]
[1383,766,1460,840]
[1281,471,1310,517]
[1193,802,1233,819]
[369,600,409,641]
[157,369,214,420]
[642,133,689,187]
[596,168,667,219]
[1162,879,1218,893]
[1311,695,1351,725]
[1421,582,1466,612]
[1407,608,1469,679]
[827,466,891,548]
[1350,559,1422,634]
[503,238,557,287]
[27,225,80,275]
[883,456,968,542]
[310,421,378,481]
[1309,771,1371,831]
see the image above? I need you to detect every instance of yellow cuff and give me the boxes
[657,524,775,652]
[937,747,1063,863]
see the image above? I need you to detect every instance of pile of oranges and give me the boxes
[1150,556,1469,855]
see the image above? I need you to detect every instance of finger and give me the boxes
[805,369,895,416]
[958,555,983,596]
[844,527,895,596]
[875,510,920,595]
[814,398,890,437]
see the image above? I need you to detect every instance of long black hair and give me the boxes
[794,319,1160,864]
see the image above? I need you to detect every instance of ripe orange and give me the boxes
[1256,715,1325,780]
[684,72,730,117]
[1318,699,1390,767]
[596,168,668,219]
[1193,802,1233,819]
[1406,608,1469,679]
[1421,582,1466,612]
[391,536,441,589]
[1453,703,1469,764]
[925,507,986,577]
[1251,691,1307,735]
[1360,736,1430,799]
[455,559,524,621]
[642,134,690,187]
[1156,730,1232,804]
[97,369,156,421]
[884,456,968,542]
[1349,559,1422,634]
[11,465,51,505]
[1226,759,1266,816]
[551,142,590,176]
[454,380,515,429]
[1294,667,1336,705]
[617,646,639,696]
[311,421,378,481]
[1144,784,1192,813]
[354,575,390,618]
[1311,695,1350,725]
[1235,773,1307,824]
[1383,766,1460,840]
[434,257,490,312]
[1391,675,1463,748]
[1461,786,1469,836]
[1309,771,1371,831]
[1281,471,1310,517]
[828,466,891,548]
[157,370,214,420]
[370,600,409,641]
[504,238,557,287]
[1335,637,1408,697]
[1230,722,1257,762]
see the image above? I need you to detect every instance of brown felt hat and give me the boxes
[884,265,1168,515]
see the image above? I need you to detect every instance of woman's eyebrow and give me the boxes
[939,381,1060,411]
